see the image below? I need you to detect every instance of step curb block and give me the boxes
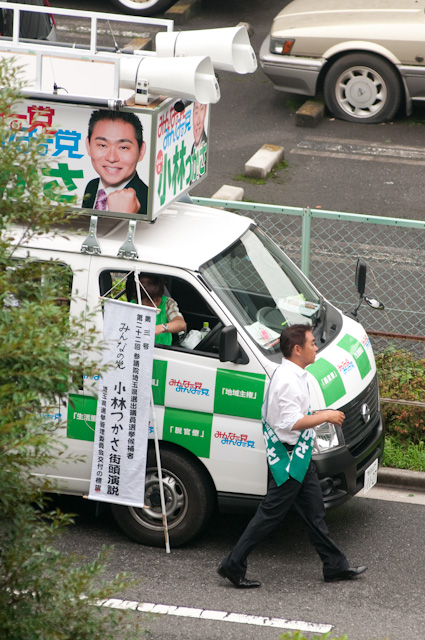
[244,143,285,179]
[165,0,201,24]
[295,100,324,128]
[378,467,425,491]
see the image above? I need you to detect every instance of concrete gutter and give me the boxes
[378,468,425,491]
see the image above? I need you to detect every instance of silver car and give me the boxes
[110,0,177,16]
[260,0,425,123]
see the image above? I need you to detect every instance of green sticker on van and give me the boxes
[337,334,371,379]
[214,369,266,419]
[163,407,212,458]
[67,393,97,441]
[307,358,346,406]
[152,359,167,406]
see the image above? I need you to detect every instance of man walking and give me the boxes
[217,324,367,588]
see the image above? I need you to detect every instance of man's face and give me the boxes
[193,103,207,147]
[86,119,146,188]
[298,331,318,368]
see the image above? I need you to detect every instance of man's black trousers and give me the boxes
[222,461,350,579]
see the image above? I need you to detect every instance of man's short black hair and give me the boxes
[87,110,144,149]
[139,274,165,301]
[280,324,312,358]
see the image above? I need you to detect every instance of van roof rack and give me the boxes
[79,210,149,259]
[0,1,173,102]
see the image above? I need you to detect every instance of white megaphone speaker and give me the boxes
[155,26,257,74]
[119,55,220,105]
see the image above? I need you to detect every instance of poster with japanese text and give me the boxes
[153,101,209,215]
[4,97,209,221]
[3,99,152,218]
[88,299,155,507]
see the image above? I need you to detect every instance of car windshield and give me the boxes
[200,226,321,355]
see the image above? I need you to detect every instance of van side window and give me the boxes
[7,260,73,308]
[99,270,222,356]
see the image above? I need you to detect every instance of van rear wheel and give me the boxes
[110,447,215,547]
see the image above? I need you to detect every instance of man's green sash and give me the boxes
[262,419,315,486]
[262,368,315,486]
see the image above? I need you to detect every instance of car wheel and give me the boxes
[110,446,216,547]
[110,0,177,16]
[324,53,402,123]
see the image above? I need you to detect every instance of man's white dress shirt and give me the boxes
[266,358,315,446]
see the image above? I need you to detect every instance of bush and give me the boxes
[0,58,139,640]
[279,632,348,640]
[376,346,425,446]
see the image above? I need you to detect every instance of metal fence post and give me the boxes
[301,207,312,277]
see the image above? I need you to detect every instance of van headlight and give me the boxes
[315,422,341,452]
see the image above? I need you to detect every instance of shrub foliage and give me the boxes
[0,60,138,639]
[376,346,425,446]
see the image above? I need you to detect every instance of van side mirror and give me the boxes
[355,257,367,297]
[347,257,384,321]
[219,326,249,364]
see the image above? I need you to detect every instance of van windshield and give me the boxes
[200,226,321,354]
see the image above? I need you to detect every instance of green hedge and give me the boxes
[375,346,425,471]
[376,346,425,446]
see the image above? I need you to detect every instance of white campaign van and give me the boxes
[4,5,384,546]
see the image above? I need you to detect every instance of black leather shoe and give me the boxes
[324,566,367,582]
[217,563,261,589]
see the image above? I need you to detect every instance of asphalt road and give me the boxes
[47,0,425,220]
[54,491,425,640]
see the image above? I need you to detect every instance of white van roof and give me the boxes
[16,202,253,272]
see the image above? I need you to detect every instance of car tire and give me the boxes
[324,53,402,124]
[110,446,216,547]
[110,0,177,17]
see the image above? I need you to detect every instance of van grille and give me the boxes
[339,375,380,448]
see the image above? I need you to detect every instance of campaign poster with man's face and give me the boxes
[153,100,209,214]
[1,100,151,217]
[3,98,210,221]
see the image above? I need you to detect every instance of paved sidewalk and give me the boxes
[360,467,425,505]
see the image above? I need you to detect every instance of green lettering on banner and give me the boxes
[163,407,212,458]
[152,359,167,406]
[67,393,97,441]
[214,369,266,419]
[337,334,371,380]
[307,358,346,405]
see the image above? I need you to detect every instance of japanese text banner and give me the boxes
[89,299,156,507]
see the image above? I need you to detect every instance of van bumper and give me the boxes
[314,412,385,509]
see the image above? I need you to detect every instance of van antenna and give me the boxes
[106,20,120,53]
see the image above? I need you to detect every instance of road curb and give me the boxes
[378,467,425,491]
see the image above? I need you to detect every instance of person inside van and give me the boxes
[136,274,186,346]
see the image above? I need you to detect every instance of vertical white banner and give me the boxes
[89,299,156,507]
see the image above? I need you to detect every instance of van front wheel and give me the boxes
[110,447,215,547]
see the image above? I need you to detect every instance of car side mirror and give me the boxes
[219,326,249,364]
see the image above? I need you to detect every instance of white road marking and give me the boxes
[291,137,425,166]
[97,598,334,634]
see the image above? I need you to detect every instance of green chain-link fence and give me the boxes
[192,198,425,356]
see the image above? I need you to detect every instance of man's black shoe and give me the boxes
[324,566,367,582]
[217,563,261,589]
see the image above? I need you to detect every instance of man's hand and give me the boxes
[324,410,345,426]
[107,187,140,214]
